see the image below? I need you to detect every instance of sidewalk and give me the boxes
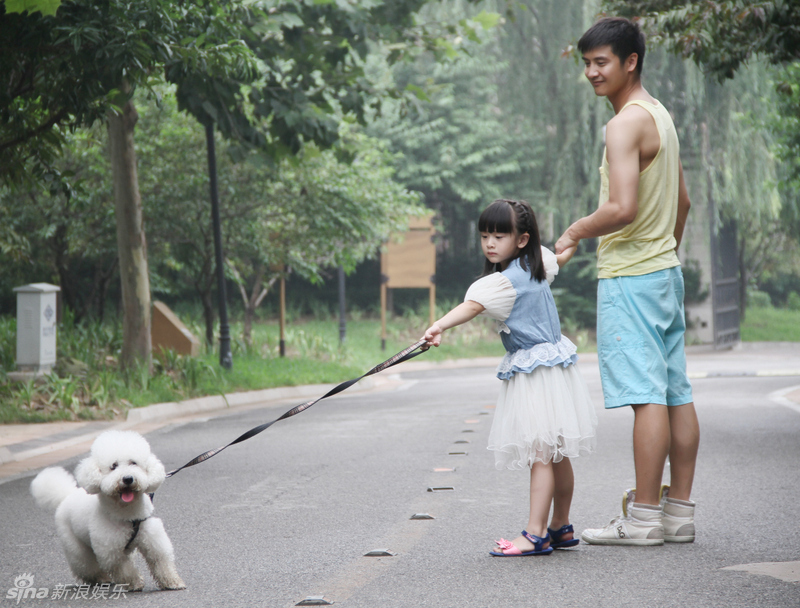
[2,342,800,481]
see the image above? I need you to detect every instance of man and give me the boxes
[555,17,700,545]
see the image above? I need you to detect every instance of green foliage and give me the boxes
[757,269,800,307]
[173,0,501,161]
[0,127,118,318]
[771,62,800,240]
[603,1,800,80]
[0,0,255,189]
[130,88,423,342]
[747,289,773,309]
[0,316,16,371]
[3,0,60,16]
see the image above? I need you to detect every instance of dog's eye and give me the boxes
[110,462,118,471]
[129,461,136,466]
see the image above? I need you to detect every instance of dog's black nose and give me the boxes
[122,476,134,485]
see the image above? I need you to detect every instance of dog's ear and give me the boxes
[143,454,166,492]
[74,457,102,494]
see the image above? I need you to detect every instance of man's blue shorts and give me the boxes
[597,266,693,409]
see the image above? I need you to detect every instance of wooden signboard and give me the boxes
[380,214,436,349]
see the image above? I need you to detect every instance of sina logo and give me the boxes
[6,574,49,603]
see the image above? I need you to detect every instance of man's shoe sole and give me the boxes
[580,533,664,546]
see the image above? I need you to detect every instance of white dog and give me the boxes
[30,430,185,591]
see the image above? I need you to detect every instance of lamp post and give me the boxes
[205,121,232,369]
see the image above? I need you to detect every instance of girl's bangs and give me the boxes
[478,201,514,234]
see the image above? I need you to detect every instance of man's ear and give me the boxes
[517,232,530,249]
[625,52,639,75]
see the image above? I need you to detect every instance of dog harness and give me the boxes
[124,493,155,552]
[125,518,148,552]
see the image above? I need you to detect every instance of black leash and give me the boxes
[165,339,429,478]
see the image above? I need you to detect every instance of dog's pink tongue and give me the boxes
[121,491,135,503]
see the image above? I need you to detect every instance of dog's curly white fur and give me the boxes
[30,431,185,591]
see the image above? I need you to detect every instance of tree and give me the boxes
[1,0,255,369]
[602,1,800,80]
[2,0,494,368]
[228,124,423,343]
[0,127,119,321]
[135,91,422,345]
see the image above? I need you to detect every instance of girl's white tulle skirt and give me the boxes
[488,363,598,470]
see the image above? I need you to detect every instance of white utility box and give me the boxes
[14,283,61,373]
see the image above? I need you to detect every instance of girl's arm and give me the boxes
[423,300,485,347]
[555,245,577,268]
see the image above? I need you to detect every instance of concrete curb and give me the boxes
[124,377,377,424]
[689,370,800,379]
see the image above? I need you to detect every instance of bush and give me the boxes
[757,271,800,307]
[788,291,800,312]
[748,289,772,309]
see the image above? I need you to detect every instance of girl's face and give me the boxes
[480,230,529,270]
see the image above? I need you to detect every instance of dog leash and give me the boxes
[165,339,429,478]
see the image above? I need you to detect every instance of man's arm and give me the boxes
[555,112,642,253]
[674,161,691,249]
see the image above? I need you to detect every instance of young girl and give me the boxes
[423,199,597,556]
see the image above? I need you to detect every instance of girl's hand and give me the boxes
[555,226,579,255]
[423,323,444,347]
[556,245,577,268]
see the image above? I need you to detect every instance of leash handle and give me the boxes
[165,339,429,478]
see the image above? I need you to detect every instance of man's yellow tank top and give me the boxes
[596,99,681,278]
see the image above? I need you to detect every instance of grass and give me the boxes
[740,306,800,342]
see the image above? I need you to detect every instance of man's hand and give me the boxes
[556,225,580,255]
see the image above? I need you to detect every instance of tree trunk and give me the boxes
[107,82,151,371]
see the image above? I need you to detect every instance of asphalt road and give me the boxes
[2,350,799,607]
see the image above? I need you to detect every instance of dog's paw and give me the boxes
[129,581,145,592]
[158,576,186,591]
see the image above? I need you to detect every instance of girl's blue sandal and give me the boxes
[547,524,580,549]
[490,530,553,556]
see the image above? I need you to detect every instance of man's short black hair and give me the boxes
[578,17,646,76]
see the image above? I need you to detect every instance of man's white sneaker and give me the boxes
[581,495,664,546]
[626,484,696,543]
[663,495,696,543]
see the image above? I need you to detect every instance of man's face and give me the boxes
[582,45,635,97]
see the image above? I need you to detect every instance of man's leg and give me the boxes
[581,402,668,546]
[667,402,699,501]
[660,402,699,542]
[631,403,670,505]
